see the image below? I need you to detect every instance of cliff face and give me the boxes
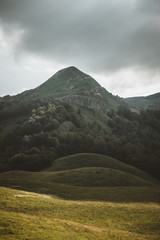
[61,95,107,111]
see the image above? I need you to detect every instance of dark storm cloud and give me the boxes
[0,0,160,73]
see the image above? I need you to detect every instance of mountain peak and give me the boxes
[55,66,86,78]
[62,66,79,71]
[36,66,100,95]
[30,66,122,111]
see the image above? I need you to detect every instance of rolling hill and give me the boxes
[41,167,155,187]
[0,153,159,202]
[44,153,157,184]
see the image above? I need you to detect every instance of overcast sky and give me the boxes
[0,0,160,98]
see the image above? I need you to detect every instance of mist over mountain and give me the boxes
[0,67,160,181]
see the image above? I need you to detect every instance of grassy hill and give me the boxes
[45,153,157,184]
[0,167,156,189]
[42,167,155,187]
[34,66,102,98]
[0,153,159,202]
[0,171,160,202]
[0,187,160,240]
[0,154,159,238]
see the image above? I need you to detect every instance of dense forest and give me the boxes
[0,96,160,180]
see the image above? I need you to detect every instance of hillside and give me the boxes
[42,167,156,187]
[0,168,155,188]
[0,67,160,181]
[0,172,159,202]
[0,153,159,201]
[124,92,160,110]
[45,153,157,184]
[1,187,160,240]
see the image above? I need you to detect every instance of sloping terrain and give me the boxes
[0,153,159,202]
[0,168,155,188]
[124,92,160,110]
[42,167,155,187]
[45,153,157,184]
[0,187,160,240]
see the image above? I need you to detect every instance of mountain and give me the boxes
[0,66,160,181]
[124,92,160,110]
[16,66,123,112]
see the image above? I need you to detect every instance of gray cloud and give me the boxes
[0,0,160,77]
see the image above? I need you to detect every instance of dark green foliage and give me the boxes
[9,153,51,171]
[117,105,133,120]
[44,119,59,131]
[0,96,160,180]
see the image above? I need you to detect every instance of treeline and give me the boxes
[0,98,160,180]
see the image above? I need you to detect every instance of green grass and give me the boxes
[45,153,158,184]
[0,153,159,239]
[0,167,156,188]
[0,153,160,239]
[0,187,160,240]
[0,170,160,202]
[42,167,155,187]
[0,153,159,202]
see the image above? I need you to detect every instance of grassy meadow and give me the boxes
[0,187,160,240]
[0,153,160,239]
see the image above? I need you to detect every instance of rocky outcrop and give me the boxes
[61,95,108,111]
